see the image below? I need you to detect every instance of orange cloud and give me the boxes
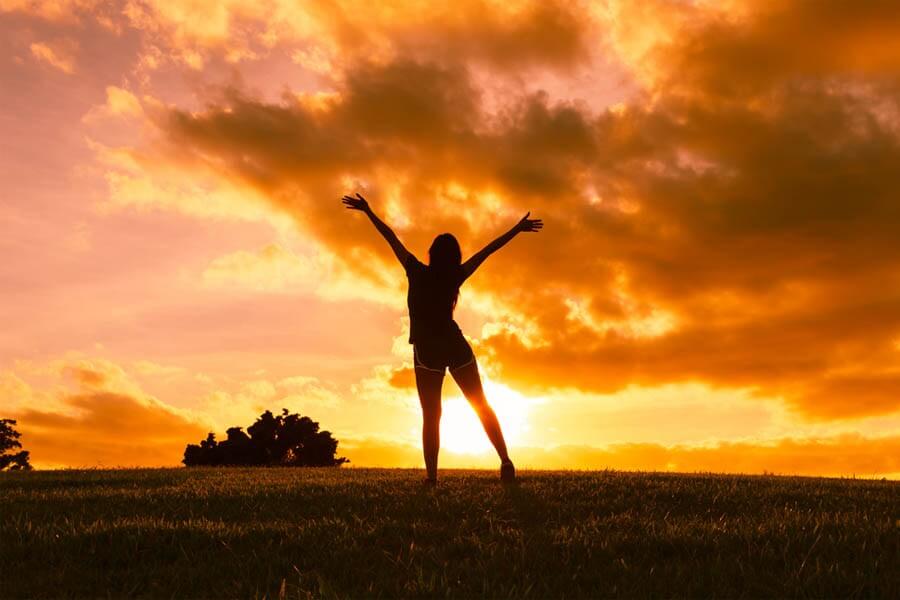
[1,0,98,23]
[146,20,900,421]
[608,0,900,95]
[29,40,77,73]
[18,392,206,468]
[388,366,415,389]
[1,359,206,467]
[68,365,106,387]
[5,355,412,469]
[7,0,596,72]
[344,434,900,478]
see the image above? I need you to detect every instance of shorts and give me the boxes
[413,330,475,374]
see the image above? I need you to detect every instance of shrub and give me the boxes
[183,409,348,467]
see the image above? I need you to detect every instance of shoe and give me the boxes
[500,460,515,483]
[423,476,437,487]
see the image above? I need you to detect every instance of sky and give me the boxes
[2,0,900,477]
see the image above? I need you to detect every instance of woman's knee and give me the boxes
[467,394,489,415]
[421,401,442,421]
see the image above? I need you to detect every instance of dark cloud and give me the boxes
[2,0,594,74]
[147,1,900,421]
[649,0,900,98]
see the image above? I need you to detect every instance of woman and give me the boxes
[342,192,542,484]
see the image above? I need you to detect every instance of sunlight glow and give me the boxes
[439,378,532,454]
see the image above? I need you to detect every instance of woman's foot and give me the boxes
[423,475,437,487]
[500,460,515,483]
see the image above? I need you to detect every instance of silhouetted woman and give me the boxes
[342,192,542,483]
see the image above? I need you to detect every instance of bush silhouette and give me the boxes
[183,409,349,467]
[1,419,33,471]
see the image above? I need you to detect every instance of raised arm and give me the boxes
[461,212,543,281]
[342,193,411,266]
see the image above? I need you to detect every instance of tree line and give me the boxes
[1,409,346,471]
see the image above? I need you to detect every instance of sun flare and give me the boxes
[439,378,533,455]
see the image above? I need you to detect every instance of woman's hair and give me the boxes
[428,233,462,308]
[428,233,462,271]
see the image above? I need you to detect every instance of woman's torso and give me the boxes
[404,255,463,344]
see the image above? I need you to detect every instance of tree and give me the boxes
[183,409,349,467]
[1,419,33,471]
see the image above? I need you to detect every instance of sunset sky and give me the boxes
[3,0,900,477]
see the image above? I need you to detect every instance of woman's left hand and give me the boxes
[517,212,543,233]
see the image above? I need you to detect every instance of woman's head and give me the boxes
[428,233,461,271]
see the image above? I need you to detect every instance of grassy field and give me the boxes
[1,468,897,598]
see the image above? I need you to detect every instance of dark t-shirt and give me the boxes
[404,254,463,344]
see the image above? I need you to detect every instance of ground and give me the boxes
[1,468,897,598]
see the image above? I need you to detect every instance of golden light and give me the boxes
[439,378,532,454]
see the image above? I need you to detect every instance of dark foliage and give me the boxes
[0,419,33,471]
[183,409,348,467]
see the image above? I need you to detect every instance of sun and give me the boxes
[438,377,532,454]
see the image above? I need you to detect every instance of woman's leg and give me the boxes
[450,359,510,463]
[415,365,445,481]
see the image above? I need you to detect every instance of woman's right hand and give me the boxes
[342,193,370,212]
